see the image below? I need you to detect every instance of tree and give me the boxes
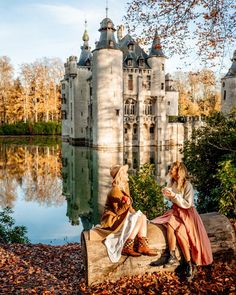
[182,112,236,216]
[124,0,236,67]
[129,163,167,219]
[0,56,14,124]
[0,207,29,244]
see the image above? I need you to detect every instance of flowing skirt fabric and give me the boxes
[104,210,143,263]
[151,205,213,265]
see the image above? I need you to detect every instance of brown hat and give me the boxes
[110,164,128,179]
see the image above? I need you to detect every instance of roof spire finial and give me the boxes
[106,0,108,18]
[85,19,87,29]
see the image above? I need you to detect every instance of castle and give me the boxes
[221,50,236,114]
[61,16,189,151]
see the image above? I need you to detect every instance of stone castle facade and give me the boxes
[221,50,236,114]
[61,16,190,151]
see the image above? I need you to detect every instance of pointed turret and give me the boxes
[149,30,165,58]
[78,20,92,66]
[95,17,119,50]
[221,49,236,114]
[224,50,236,78]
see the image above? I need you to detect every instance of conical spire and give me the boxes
[78,20,92,66]
[149,30,165,58]
[82,20,89,43]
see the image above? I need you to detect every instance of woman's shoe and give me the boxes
[164,251,180,267]
[186,261,196,281]
[137,237,157,256]
[121,238,141,257]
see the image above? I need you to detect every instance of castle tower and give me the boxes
[92,16,123,149]
[147,31,167,150]
[221,50,236,114]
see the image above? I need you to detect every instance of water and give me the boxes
[0,137,182,245]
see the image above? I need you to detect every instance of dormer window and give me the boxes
[127,59,133,67]
[128,44,134,51]
[85,59,90,66]
[109,40,114,47]
[139,59,144,67]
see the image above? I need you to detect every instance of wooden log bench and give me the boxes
[81,212,236,286]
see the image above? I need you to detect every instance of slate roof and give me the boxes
[224,50,236,78]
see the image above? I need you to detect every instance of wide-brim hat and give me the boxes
[110,164,128,179]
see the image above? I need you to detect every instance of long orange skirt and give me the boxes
[151,205,213,265]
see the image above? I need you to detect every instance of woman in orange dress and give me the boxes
[100,164,157,262]
[151,161,213,280]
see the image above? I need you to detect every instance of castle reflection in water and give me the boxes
[62,142,182,231]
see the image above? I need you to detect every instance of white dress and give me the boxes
[104,210,143,263]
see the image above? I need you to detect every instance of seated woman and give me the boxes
[151,161,213,280]
[100,164,157,263]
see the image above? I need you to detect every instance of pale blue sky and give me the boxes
[0,0,234,76]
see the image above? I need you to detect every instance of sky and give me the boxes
[0,0,234,77]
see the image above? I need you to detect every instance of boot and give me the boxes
[137,237,157,256]
[186,261,195,281]
[121,238,141,257]
[164,250,179,267]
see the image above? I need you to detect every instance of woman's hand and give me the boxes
[122,195,131,205]
[162,187,175,200]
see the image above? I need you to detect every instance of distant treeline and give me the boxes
[0,121,61,135]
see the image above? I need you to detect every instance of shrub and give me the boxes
[0,207,29,244]
[129,164,168,220]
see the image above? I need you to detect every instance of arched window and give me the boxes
[144,101,152,115]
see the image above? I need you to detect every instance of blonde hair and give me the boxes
[169,161,189,192]
[111,166,129,193]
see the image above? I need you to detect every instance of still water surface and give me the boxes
[0,137,181,245]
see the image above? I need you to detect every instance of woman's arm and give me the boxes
[164,182,194,209]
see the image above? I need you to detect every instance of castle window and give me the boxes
[125,103,129,115]
[223,90,226,100]
[128,74,133,90]
[62,110,67,120]
[168,101,170,105]
[130,102,135,115]
[116,109,120,116]
[81,112,83,116]
[222,82,225,87]
[147,75,151,90]
[125,128,127,134]
[70,103,73,120]
[62,83,65,89]
[109,40,114,47]
[81,128,83,133]
[139,59,144,67]
[85,59,91,66]
[162,64,164,71]
[145,101,152,115]
[128,44,134,51]
[134,127,137,134]
[150,126,154,133]
[161,83,164,90]
[127,59,133,67]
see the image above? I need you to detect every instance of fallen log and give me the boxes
[81,212,236,286]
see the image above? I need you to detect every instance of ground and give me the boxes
[0,243,235,294]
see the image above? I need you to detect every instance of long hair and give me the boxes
[168,161,189,192]
[112,168,129,194]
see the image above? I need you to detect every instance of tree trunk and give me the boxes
[81,212,236,286]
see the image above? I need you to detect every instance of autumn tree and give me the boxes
[124,0,236,67]
[20,58,63,123]
[0,56,14,124]
[174,70,220,116]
